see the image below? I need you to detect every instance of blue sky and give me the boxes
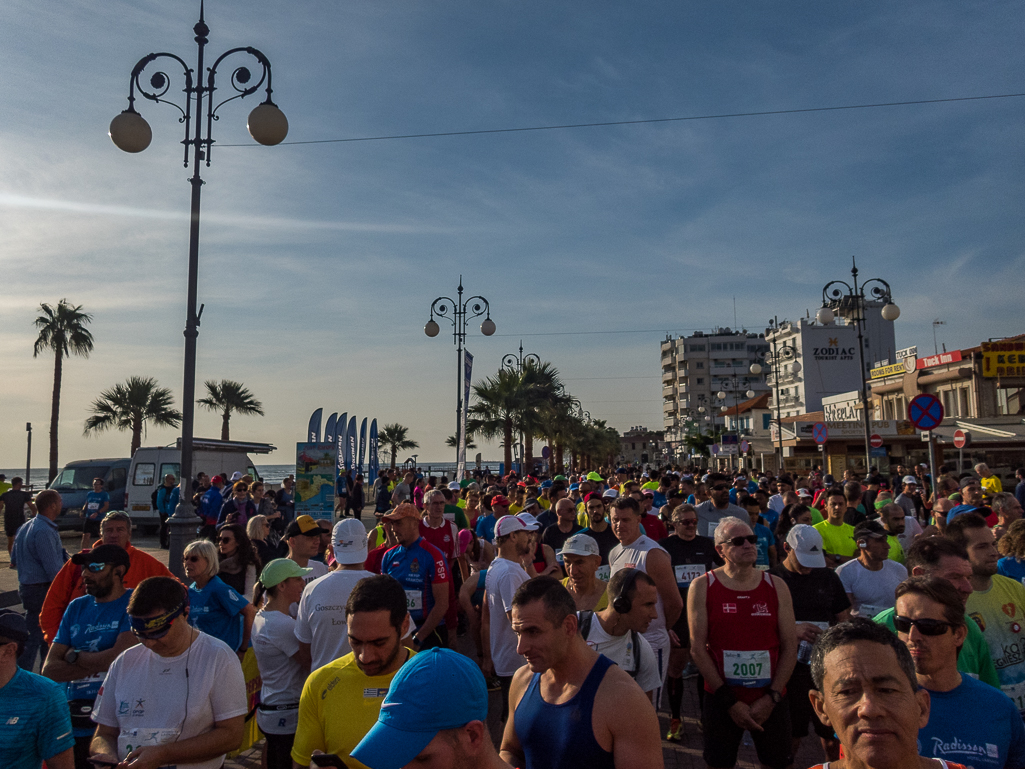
[0,0,1022,469]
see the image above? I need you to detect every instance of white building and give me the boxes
[662,328,772,454]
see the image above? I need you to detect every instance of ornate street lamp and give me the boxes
[424,277,495,470]
[110,2,286,579]
[816,258,900,472]
[751,317,801,470]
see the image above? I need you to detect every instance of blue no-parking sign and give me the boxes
[908,394,944,431]
[812,422,828,445]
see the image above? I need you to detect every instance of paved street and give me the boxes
[1,526,826,768]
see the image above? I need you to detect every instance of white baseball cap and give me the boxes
[495,516,529,538]
[797,488,813,498]
[602,488,619,499]
[332,518,369,564]
[902,476,918,485]
[515,512,540,531]
[560,533,599,558]
[786,524,826,569]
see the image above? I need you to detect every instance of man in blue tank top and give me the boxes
[500,576,664,769]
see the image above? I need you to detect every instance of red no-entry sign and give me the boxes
[953,429,971,449]
[869,434,884,449]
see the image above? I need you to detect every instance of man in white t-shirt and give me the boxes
[295,518,374,670]
[836,520,908,618]
[89,576,247,769]
[608,496,683,703]
[482,515,533,721]
[579,567,662,700]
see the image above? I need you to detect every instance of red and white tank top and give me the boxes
[704,570,781,703]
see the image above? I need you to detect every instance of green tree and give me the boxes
[466,369,525,472]
[445,433,478,451]
[33,299,95,482]
[84,376,183,455]
[516,361,566,471]
[197,380,265,441]
[379,423,418,468]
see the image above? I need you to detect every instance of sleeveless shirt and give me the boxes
[514,654,616,769]
[608,534,669,649]
[704,570,781,704]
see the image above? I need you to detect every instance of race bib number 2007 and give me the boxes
[723,649,772,688]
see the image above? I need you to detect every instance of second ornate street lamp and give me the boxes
[424,277,495,471]
[110,3,287,579]
[816,257,900,473]
[750,316,801,471]
[502,341,540,473]
[717,368,757,472]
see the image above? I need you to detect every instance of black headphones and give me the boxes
[612,568,642,614]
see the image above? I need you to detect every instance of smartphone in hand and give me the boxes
[311,755,349,769]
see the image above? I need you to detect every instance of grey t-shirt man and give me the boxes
[694,499,749,539]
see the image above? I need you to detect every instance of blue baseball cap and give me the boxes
[569,483,580,491]
[351,648,488,769]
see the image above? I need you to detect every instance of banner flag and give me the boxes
[358,418,368,476]
[336,412,347,474]
[347,417,357,477]
[324,413,337,443]
[457,349,473,480]
[307,408,323,443]
[369,419,379,483]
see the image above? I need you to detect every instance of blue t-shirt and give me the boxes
[475,514,497,543]
[84,491,110,521]
[53,589,133,735]
[188,575,248,651]
[918,673,1025,769]
[753,522,774,569]
[0,667,74,769]
[652,491,668,509]
[761,508,780,533]
[998,557,1025,586]
[199,487,223,525]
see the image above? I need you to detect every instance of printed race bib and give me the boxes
[723,649,772,688]
[404,590,423,612]
[596,565,611,582]
[1001,680,1025,713]
[674,564,705,587]
[856,604,885,619]
[118,727,180,759]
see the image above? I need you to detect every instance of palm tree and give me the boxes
[445,433,478,451]
[84,376,183,455]
[33,299,95,482]
[379,424,418,468]
[515,361,565,472]
[466,369,525,472]
[197,380,265,441]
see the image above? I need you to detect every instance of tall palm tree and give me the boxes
[84,376,183,455]
[197,380,265,441]
[466,368,525,472]
[515,361,565,472]
[33,299,95,482]
[445,433,478,451]
[379,424,418,468]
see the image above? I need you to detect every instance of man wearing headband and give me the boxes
[89,576,247,769]
[0,608,74,769]
[42,545,137,765]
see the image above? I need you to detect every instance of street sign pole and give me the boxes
[927,431,939,505]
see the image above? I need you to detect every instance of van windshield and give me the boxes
[52,466,111,491]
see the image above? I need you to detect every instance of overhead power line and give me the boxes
[222,93,1024,147]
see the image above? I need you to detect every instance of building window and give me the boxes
[696,362,704,369]
[696,378,704,384]
[959,388,970,418]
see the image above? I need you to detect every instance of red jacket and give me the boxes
[40,542,176,643]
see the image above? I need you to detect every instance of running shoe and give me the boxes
[666,718,683,742]
[681,662,699,679]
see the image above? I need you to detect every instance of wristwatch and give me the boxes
[767,689,783,704]
[64,649,79,664]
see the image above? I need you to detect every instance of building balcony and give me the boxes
[663,384,676,398]
[662,370,675,383]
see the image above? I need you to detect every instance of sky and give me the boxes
[0,0,1022,470]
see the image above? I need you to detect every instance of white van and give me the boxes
[126,438,275,530]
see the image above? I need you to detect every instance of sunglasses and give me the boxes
[130,603,186,640]
[893,615,954,636]
[84,562,110,573]
[674,519,698,526]
[711,485,729,491]
[726,534,759,547]
[218,537,234,544]
[184,555,203,563]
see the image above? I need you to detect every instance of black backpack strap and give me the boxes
[630,630,641,679]
[578,610,594,639]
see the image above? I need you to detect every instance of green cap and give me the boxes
[259,558,313,588]
[586,472,603,482]
[554,475,567,481]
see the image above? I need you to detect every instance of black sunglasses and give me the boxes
[893,615,953,636]
[711,485,729,491]
[726,534,759,547]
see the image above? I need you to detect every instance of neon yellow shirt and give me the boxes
[641,482,659,491]
[456,499,467,508]
[509,503,523,515]
[967,575,1025,711]
[292,649,414,768]
[886,535,905,564]
[813,520,857,558]
[561,577,609,611]
[808,506,824,524]
[982,476,1003,496]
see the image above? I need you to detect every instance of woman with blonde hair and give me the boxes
[183,539,257,658]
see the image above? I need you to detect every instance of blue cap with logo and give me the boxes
[351,647,488,769]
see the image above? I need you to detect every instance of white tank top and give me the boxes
[609,534,669,650]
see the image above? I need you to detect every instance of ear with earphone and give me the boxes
[858,540,868,549]
[612,568,642,614]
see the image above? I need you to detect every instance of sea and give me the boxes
[1,460,504,490]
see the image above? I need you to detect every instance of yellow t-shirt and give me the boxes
[982,476,1003,496]
[509,503,523,515]
[292,649,414,768]
[813,520,857,558]
[538,498,551,510]
[561,577,609,611]
[456,498,467,508]
[576,511,590,529]
[887,535,906,564]
[641,481,659,491]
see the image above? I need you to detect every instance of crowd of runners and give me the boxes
[4,461,1025,769]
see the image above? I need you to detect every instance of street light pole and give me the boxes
[110,2,287,578]
[424,277,495,469]
[751,318,800,474]
[817,257,900,475]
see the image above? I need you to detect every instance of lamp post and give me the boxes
[816,258,900,473]
[110,3,287,579]
[424,277,495,468]
[501,341,540,474]
[750,318,801,472]
[716,370,757,472]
